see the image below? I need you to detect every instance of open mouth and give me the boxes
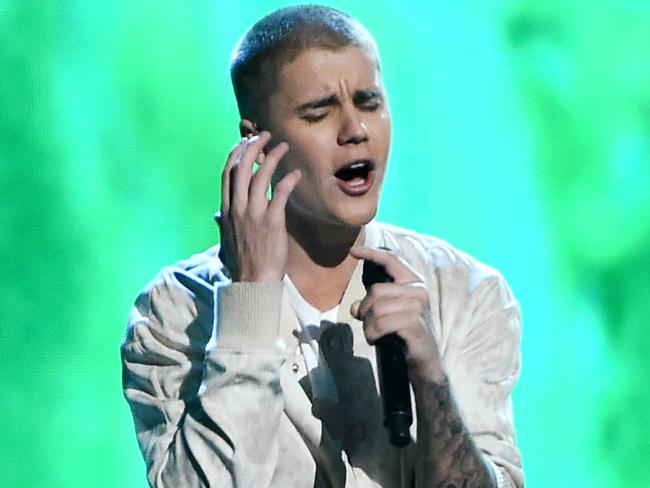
[334,159,375,196]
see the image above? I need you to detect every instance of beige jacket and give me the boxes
[121,221,523,487]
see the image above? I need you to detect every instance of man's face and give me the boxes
[262,45,391,228]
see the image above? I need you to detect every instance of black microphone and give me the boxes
[362,258,413,448]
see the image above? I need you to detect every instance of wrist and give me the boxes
[408,358,447,389]
[235,266,285,283]
[235,272,284,283]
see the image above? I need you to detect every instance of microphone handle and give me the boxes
[376,334,413,447]
[362,258,413,448]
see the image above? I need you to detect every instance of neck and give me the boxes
[286,209,366,312]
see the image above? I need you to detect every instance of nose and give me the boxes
[337,106,368,145]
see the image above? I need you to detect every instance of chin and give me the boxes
[288,191,379,228]
[334,202,378,227]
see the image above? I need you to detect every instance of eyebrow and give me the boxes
[294,89,383,112]
[295,95,339,112]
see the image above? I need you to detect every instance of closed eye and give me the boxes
[302,112,328,124]
[359,99,382,111]
[354,90,383,111]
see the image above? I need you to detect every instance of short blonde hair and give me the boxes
[230,5,380,121]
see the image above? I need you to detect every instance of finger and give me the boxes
[248,141,289,211]
[350,299,361,319]
[231,131,271,212]
[214,211,230,236]
[356,286,427,325]
[355,282,420,315]
[366,282,428,302]
[349,246,422,284]
[221,138,246,215]
[362,296,424,322]
[231,132,268,210]
[364,311,422,344]
[268,169,302,216]
[363,312,402,344]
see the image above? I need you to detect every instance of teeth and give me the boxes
[335,160,373,181]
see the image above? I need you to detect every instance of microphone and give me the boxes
[362,258,413,448]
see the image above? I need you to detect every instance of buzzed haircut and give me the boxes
[230,5,379,122]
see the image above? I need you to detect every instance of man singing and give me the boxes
[121,5,523,487]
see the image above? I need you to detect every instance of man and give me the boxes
[121,5,523,487]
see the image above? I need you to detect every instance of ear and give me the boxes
[239,119,260,139]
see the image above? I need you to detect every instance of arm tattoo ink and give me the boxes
[413,376,497,488]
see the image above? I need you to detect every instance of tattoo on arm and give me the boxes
[413,376,497,488]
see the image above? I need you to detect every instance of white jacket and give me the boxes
[121,221,523,487]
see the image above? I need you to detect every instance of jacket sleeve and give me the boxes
[121,266,287,487]
[418,239,524,488]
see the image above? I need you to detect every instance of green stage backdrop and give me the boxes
[2,1,649,486]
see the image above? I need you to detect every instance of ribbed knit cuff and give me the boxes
[214,281,283,351]
[485,457,514,488]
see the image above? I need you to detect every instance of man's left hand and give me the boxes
[349,247,445,383]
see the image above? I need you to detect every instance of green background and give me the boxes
[2,1,648,486]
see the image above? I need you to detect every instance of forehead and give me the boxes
[272,46,382,103]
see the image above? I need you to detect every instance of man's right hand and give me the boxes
[216,131,301,283]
